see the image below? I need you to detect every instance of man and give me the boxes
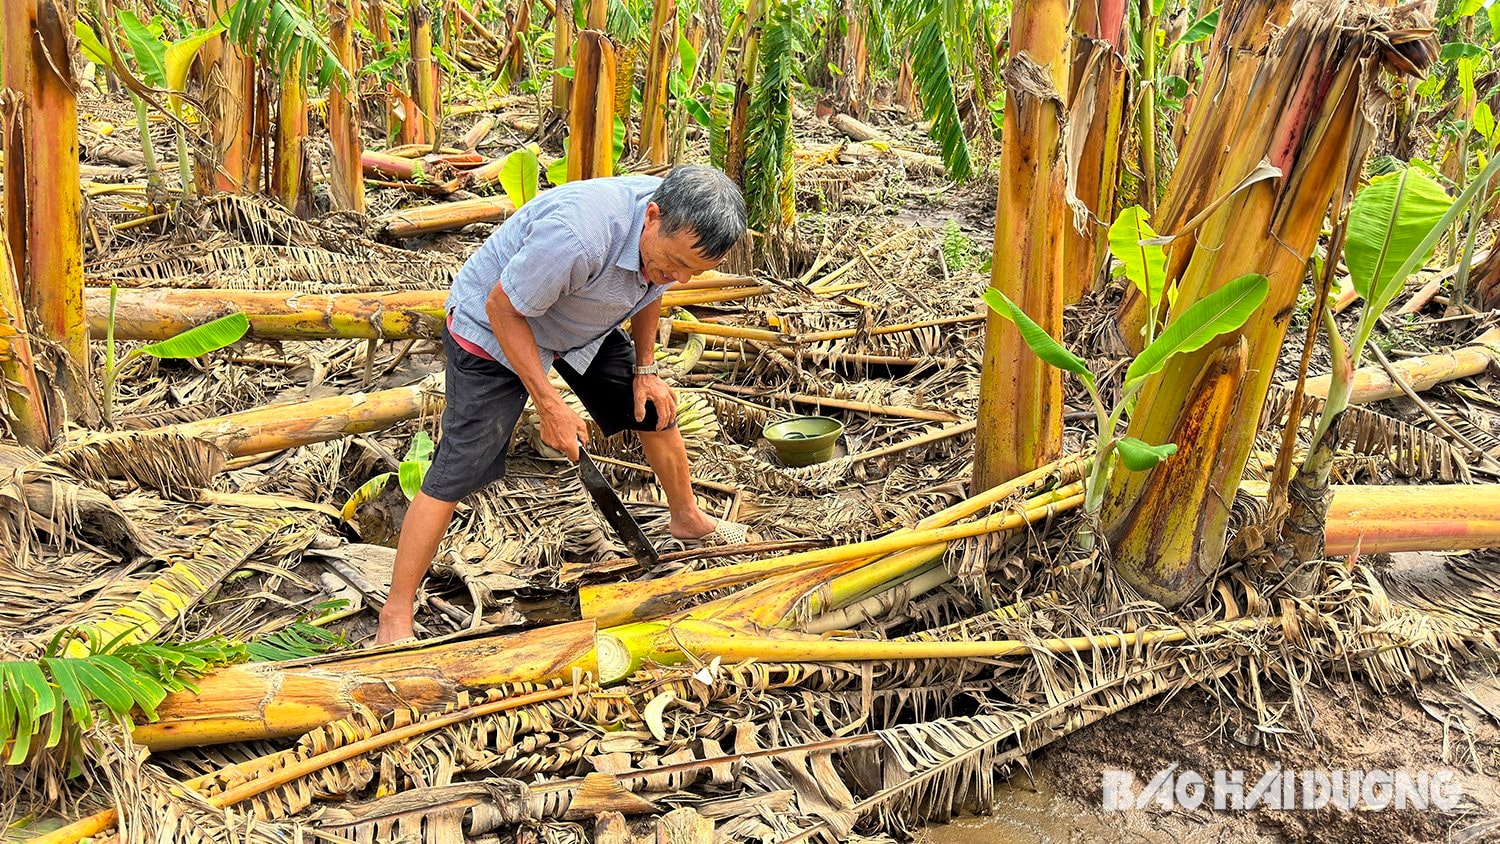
[377,166,752,644]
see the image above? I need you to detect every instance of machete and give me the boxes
[577,444,661,567]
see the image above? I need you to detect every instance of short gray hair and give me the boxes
[652,165,747,260]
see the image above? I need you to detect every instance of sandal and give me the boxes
[681,518,757,548]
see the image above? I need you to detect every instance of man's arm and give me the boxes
[485,282,590,460]
[629,296,663,367]
[629,296,678,429]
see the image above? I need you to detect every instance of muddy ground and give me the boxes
[919,663,1500,844]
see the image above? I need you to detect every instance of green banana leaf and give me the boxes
[398,431,435,500]
[1107,206,1167,320]
[1344,168,1452,315]
[499,146,541,208]
[140,313,250,359]
[116,10,168,88]
[1115,436,1178,471]
[1124,273,1268,390]
[982,288,1092,379]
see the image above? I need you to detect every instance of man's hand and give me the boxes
[538,400,590,461]
[633,374,678,430]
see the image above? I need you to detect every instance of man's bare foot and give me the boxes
[374,607,414,645]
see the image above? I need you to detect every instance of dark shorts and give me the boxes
[421,326,672,502]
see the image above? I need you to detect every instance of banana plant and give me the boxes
[1310,159,1500,446]
[0,620,341,768]
[76,12,222,195]
[223,0,347,89]
[985,271,1268,545]
[340,431,436,530]
[103,284,251,424]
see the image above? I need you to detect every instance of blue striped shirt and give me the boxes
[445,175,667,373]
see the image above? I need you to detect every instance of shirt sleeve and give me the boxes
[498,224,599,317]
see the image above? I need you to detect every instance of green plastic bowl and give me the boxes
[763,415,845,467]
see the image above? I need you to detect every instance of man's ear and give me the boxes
[644,202,661,226]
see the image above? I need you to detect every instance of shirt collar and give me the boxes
[614,194,650,273]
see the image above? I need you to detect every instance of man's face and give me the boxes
[640,203,722,286]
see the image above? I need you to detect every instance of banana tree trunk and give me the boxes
[973,0,1070,491]
[553,0,575,115]
[410,1,441,145]
[2,0,87,421]
[638,0,677,164]
[597,616,1267,684]
[1136,0,1159,212]
[377,195,517,237]
[725,0,763,191]
[895,54,917,116]
[1114,0,1295,351]
[826,0,866,117]
[505,0,531,84]
[365,0,406,144]
[1062,0,1129,303]
[0,237,52,449]
[328,0,367,212]
[568,30,618,180]
[1322,483,1500,555]
[135,620,597,749]
[581,466,1087,627]
[271,54,309,214]
[1102,4,1436,605]
[144,375,443,457]
[203,0,264,193]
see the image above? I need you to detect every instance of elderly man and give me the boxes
[377,166,752,644]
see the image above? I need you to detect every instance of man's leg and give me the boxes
[377,493,459,644]
[638,427,718,540]
[378,327,528,644]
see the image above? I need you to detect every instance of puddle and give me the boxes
[917,758,1264,844]
[918,777,1182,844]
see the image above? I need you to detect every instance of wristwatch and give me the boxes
[632,363,660,376]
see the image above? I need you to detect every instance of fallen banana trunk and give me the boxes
[87,279,766,341]
[794,140,946,178]
[110,375,443,458]
[596,615,1271,684]
[584,484,1084,628]
[597,474,1500,670]
[85,355,723,462]
[1321,484,1500,555]
[135,620,597,750]
[375,196,516,238]
[361,150,464,187]
[96,289,448,342]
[579,457,1090,627]
[1294,326,1500,404]
[126,484,1500,751]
